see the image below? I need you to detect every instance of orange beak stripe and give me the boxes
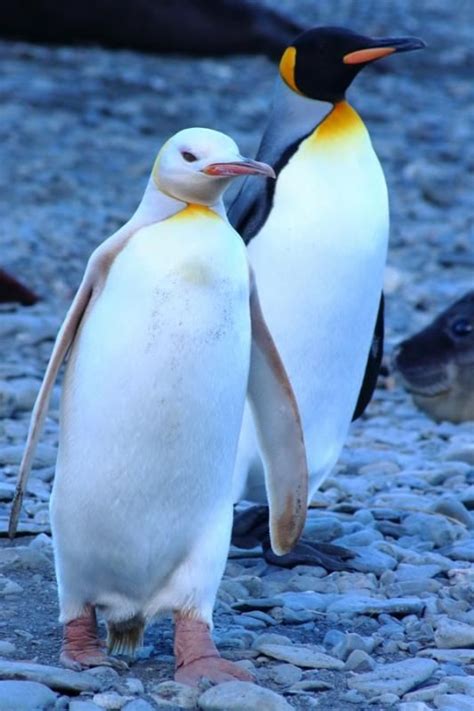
[343,46,396,64]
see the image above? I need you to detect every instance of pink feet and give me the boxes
[174,614,254,687]
[175,655,254,686]
[60,605,127,671]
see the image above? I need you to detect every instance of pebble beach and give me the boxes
[0,1,473,709]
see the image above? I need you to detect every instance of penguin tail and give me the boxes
[107,614,145,657]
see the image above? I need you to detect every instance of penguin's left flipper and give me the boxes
[8,251,108,539]
[246,267,308,557]
[352,292,384,420]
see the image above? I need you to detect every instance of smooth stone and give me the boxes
[0,680,57,710]
[419,649,474,664]
[0,483,15,501]
[69,702,103,711]
[278,592,331,612]
[344,650,376,672]
[435,617,474,648]
[0,661,101,692]
[394,564,442,581]
[256,643,344,670]
[433,498,473,529]
[0,641,16,656]
[403,513,459,547]
[198,681,292,710]
[435,694,474,710]
[303,516,344,542]
[442,676,474,695]
[266,663,302,686]
[326,595,424,617]
[92,693,130,710]
[288,680,333,693]
[399,704,432,711]
[404,683,449,702]
[252,634,292,649]
[350,547,398,575]
[441,540,474,562]
[370,693,399,706]
[332,633,376,660]
[347,658,437,697]
[122,702,155,711]
[443,444,474,465]
[150,681,200,709]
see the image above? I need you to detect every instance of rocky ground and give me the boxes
[1,0,473,709]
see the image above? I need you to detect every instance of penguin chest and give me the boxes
[248,108,389,438]
[58,210,251,502]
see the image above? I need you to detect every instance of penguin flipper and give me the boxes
[8,256,101,539]
[246,266,308,556]
[352,291,385,421]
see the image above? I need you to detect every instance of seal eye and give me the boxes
[451,318,473,337]
[182,151,198,163]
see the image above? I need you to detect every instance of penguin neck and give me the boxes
[260,80,364,161]
[127,177,226,230]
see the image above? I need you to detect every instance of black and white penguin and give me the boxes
[230,26,425,568]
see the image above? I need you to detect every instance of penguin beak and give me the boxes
[343,36,426,64]
[202,158,276,179]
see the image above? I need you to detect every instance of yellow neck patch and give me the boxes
[306,101,367,148]
[279,47,303,96]
[171,203,220,221]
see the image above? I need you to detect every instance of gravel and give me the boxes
[1,0,473,710]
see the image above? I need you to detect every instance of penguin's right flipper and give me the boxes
[246,266,308,557]
[8,252,106,539]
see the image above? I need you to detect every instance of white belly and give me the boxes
[235,115,389,502]
[51,211,250,618]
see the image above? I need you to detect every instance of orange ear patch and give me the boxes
[279,47,304,95]
[343,46,396,64]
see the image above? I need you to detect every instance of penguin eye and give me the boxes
[182,151,198,163]
[451,318,473,337]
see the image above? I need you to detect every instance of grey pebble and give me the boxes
[344,649,376,672]
[92,692,131,710]
[0,680,57,710]
[256,643,344,670]
[0,660,102,693]
[326,594,424,616]
[434,693,474,710]
[348,658,437,697]
[122,702,155,711]
[266,663,302,685]
[150,681,199,708]
[69,702,103,711]
[198,681,292,710]
[435,617,474,649]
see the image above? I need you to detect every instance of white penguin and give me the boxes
[9,128,308,685]
[229,27,425,566]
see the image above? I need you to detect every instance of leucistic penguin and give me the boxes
[230,26,425,568]
[9,128,308,685]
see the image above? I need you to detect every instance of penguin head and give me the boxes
[153,128,275,205]
[279,26,426,103]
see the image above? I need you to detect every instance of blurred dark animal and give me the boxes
[0,269,38,306]
[2,0,303,58]
[395,291,474,422]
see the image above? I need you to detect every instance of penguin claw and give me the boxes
[60,650,129,671]
[175,655,254,687]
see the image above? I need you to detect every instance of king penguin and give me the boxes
[9,128,308,685]
[230,26,425,568]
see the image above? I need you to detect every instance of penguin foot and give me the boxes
[60,605,129,671]
[263,538,355,571]
[174,614,254,687]
[231,504,272,549]
[232,505,354,571]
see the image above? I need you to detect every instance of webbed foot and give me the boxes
[174,614,253,687]
[60,604,128,670]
